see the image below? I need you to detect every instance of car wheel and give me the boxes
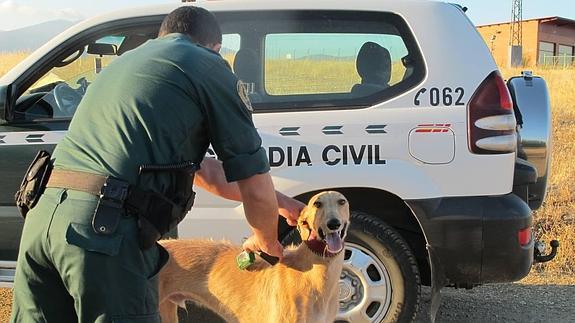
[282,211,421,323]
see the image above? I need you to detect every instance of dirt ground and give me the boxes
[2,275,574,323]
[416,283,575,322]
[0,289,10,323]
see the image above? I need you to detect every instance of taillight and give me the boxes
[518,227,532,247]
[468,71,516,154]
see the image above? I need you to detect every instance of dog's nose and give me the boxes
[327,218,341,230]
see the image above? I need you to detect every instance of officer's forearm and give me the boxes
[196,158,292,212]
[237,173,279,241]
[194,158,243,201]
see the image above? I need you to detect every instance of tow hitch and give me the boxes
[534,240,559,263]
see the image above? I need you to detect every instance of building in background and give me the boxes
[477,17,575,67]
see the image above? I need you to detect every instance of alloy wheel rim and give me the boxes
[336,243,393,322]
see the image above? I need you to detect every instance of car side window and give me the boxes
[264,33,408,96]
[16,36,124,121]
[13,32,240,122]
[12,26,163,122]
[218,10,425,112]
[222,33,241,69]
[28,36,124,95]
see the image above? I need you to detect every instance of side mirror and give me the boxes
[87,43,117,56]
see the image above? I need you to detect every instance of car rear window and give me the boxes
[218,10,425,112]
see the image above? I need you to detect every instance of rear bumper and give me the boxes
[406,193,533,285]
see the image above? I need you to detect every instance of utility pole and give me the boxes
[509,0,523,67]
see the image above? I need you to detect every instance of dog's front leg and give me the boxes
[159,300,179,323]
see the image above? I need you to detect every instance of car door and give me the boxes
[0,19,162,261]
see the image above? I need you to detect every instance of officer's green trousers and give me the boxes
[10,188,168,323]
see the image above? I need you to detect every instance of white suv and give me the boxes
[0,1,554,322]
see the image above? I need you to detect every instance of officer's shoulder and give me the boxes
[172,38,229,70]
[197,46,232,71]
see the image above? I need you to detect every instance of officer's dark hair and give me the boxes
[158,6,222,45]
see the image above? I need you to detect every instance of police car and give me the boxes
[0,1,556,322]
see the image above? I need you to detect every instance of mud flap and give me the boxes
[427,244,446,323]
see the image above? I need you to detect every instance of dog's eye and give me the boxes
[313,201,322,208]
[338,199,347,205]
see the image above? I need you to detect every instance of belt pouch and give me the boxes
[92,177,129,235]
[14,150,53,218]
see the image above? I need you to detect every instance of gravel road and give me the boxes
[2,279,575,322]
[416,283,575,322]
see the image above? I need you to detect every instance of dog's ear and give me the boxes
[299,205,309,219]
[298,206,308,225]
[297,206,312,241]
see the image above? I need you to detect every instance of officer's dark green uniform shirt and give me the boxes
[52,33,269,190]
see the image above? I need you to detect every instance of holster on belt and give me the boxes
[135,161,198,249]
[126,186,195,249]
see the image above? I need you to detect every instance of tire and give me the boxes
[282,211,421,323]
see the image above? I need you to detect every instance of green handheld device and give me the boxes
[236,250,256,270]
[236,250,279,270]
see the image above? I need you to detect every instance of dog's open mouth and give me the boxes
[325,231,343,253]
[312,226,345,254]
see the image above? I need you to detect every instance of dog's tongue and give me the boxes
[325,232,343,253]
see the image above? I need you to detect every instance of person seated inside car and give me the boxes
[351,41,392,97]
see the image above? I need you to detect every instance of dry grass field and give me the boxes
[0,52,573,282]
[264,59,406,94]
[0,52,28,77]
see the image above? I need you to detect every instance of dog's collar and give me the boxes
[304,239,342,258]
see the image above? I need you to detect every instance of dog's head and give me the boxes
[298,191,350,254]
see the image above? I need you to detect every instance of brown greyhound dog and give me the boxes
[157,191,350,323]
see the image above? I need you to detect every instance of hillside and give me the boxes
[0,20,74,52]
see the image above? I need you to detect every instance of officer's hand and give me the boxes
[242,234,284,261]
[278,196,306,227]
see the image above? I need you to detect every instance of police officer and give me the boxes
[11,6,304,322]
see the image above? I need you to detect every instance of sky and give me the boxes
[0,0,574,31]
